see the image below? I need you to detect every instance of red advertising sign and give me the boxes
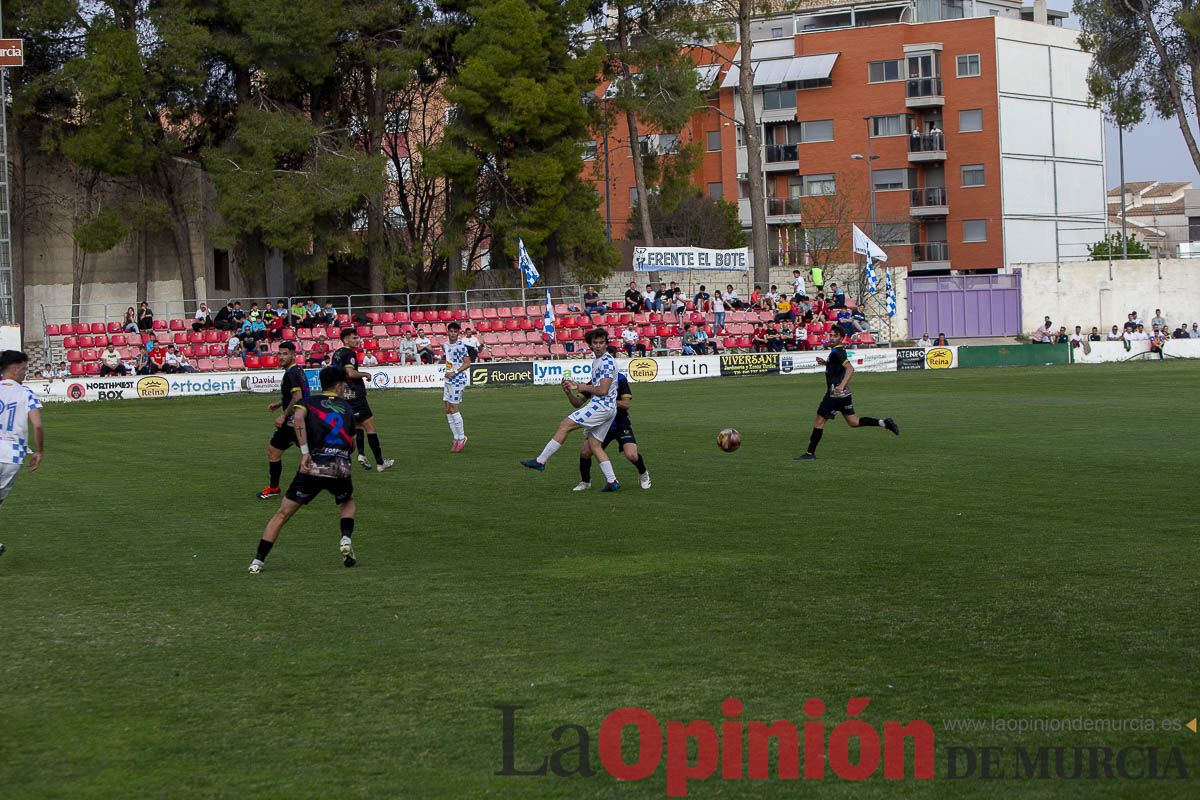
[0,40,24,68]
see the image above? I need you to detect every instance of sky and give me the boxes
[1049,2,1200,187]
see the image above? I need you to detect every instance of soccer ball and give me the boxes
[717,428,741,452]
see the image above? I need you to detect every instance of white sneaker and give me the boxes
[247,560,263,574]
[639,472,651,490]
[340,536,356,567]
[357,454,371,471]
[376,459,395,472]
[572,481,591,492]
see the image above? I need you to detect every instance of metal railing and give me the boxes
[912,241,950,262]
[767,197,804,216]
[906,77,943,99]
[908,133,946,153]
[909,187,948,208]
[764,143,799,163]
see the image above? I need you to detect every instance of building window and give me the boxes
[872,168,914,191]
[638,136,651,156]
[1190,216,1200,241]
[873,222,914,245]
[581,141,597,160]
[868,59,903,83]
[959,108,983,132]
[630,187,640,207]
[801,173,837,195]
[799,119,834,142]
[797,77,832,90]
[389,108,410,132]
[735,125,745,147]
[657,133,679,154]
[962,164,985,187]
[737,179,750,199]
[804,226,838,250]
[870,114,909,137]
[706,130,722,151]
[956,54,981,78]
[771,26,785,37]
[762,87,797,110]
[963,219,987,242]
[213,249,230,292]
[708,182,723,199]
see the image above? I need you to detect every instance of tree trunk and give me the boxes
[71,244,85,327]
[159,163,199,313]
[617,6,655,248]
[1129,0,1200,175]
[366,68,386,307]
[136,225,149,304]
[737,2,770,286]
[11,117,25,333]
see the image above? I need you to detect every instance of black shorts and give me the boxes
[349,398,374,424]
[602,424,637,449]
[817,391,854,420]
[269,424,298,451]
[285,472,354,506]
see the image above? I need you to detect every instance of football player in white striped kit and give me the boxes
[0,350,45,555]
[521,328,622,491]
[443,322,472,452]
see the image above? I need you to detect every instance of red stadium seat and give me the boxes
[187,331,203,344]
[66,349,83,363]
[554,304,569,315]
[396,312,411,323]
[411,311,427,323]
[118,348,133,359]
[78,335,94,348]
[517,318,534,331]
[63,335,78,349]
[212,357,229,370]
[111,334,128,347]
[336,314,351,325]
[108,322,123,333]
[807,334,822,348]
[362,338,379,351]
[356,325,371,337]
[90,322,106,335]
[152,320,166,331]
[203,329,221,343]
[85,363,101,375]
[45,324,61,337]
[498,332,514,344]
[429,323,447,335]
[526,305,543,317]
[379,312,396,324]
[60,323,78,336]
[856,332,876,346]
[244,355,262,369]
[197,358,214,372]
[533,344,551,357]
[518,344,535,357]
[70,363,85,376]
[169,319,184,331]
[496,307,512,319]
[93,334,109,347]
[296,327,313,339]
[501,319,517,331]
[82,348,99,362]
[261,354,280,368]
[666,337,682,350]
[173,333,188,345]
[366,313,380,324]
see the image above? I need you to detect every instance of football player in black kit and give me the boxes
[331,328,394,472]
[258,341,309,499]
[796,325,899,460]
[248,366,360,573]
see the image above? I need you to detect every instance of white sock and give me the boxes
[452,412,465,439]
[447,413,457,438]
[537,440,561,464]
[599,460,617,484]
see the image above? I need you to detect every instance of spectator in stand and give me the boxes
[415,329,435,363]
[765,285,780,308]
[712,290,728,333]
[248,302,263,322]
[266,310,286,341]
[214,302,236,330]
[1151,308,1167,329]
[135,345,154,375]
[288,299,306,327]
[323,300,338,324]
[1126,323,1149,343]
[847,307,869,334]
[918,332,933,347]
[303,298,322,325]
[582,286,603,320]
[828,283,846,308]
[1031,320,1054,343]
[670,288,687,318]
[39,364,54,381]
[56,361,71,379]
[1149,326,1166,359]
[749,285,763,309]
[308,334,331,365]
[766,324,784,353]
[361,351,379,368]
[933,332,950,345]
[1122,312,1138,334]
[681,323,699,355]
[462,327,481,361]
[1069,326,1085,348]
[793,294,813,319]
[791,269,806,299]
[176,348,197,373]
[163,345,183,373]
[725,284,742,309]
[812,292,829,320]
[1106,325,1122,341]
[137,302,154,331]
[751,323,768,352]
[1191,322,1199,338]
[773,295,794,323]
[810,264,824,294]
[642,284,657,312]
[193,303,213,332]
[227,332,245,360]
[100,344,125,376]
[122,306,139,333]
[1088,326,1102,342]
[619,322,642,356]
[623,281,643,312]
[239,318,265,352]
[148,341,167,373]
[1054,326,1069,344]
[231,302,247,324]
[695,325,716,355]
[121,353,137,375]
[778,321,796,351]
[791,322,808,351]
[693,285,711,313]
[398,331,419,364]
[1172,324,1189,339]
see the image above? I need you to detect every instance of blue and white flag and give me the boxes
[851,224,889,262]
[865,256,878,294]
[517,238,539,288]
[885,269,897,317]
[542,288,555,342]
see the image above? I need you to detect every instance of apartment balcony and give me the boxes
[905,77,944,108]
[766,197,803,222]
[909,186,948,217]
[763,143,799,171]
[907,133,946,163]
[912,241,950,269]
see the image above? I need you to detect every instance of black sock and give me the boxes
[858,417,881,428]
[633,455,647,475]
[356,430,366,459]
[807,427,823,454]
[268,460,282,489]
[368,433,384,464]
[579,456,592,482]
[340,518,354,539]
[255,538,274,562]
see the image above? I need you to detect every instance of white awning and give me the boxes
[720,53,840,90]
[695,64,721,90]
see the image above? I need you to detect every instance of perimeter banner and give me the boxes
[632,246,749,272]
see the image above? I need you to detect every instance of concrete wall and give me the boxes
[1017,258,1200,334]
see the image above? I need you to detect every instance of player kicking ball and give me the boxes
[257,341,309,499]
[331,328,394,473]
[248,366,360,573]
[566,367,650,490]
[521,328,623,491]
[443,322,472,452]
[796,324,899,461]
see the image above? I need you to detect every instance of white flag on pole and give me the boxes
[851,224,889,263]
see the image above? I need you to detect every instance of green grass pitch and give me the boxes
[1,363,1197,798]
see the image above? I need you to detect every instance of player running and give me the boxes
[331,328,394,472]
[0,350,45,556]
[521,329,622,491]
[443,321,472,452]
[248,366,360,573]
[795,325,899,461]
[257,341,309,499]
[567,370,650,490]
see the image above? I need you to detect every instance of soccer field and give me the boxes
[2,363,1198,798]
